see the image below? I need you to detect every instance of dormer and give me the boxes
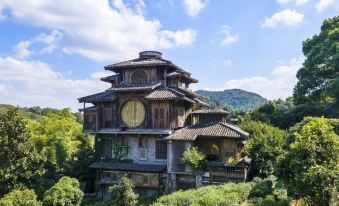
[190,108,229,125]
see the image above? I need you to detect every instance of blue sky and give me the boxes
[0,0,338,110]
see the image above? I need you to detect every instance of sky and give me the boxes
[0,0,338,110]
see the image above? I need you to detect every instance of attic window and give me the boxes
[131,70,148,84]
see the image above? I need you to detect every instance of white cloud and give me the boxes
[0,0,197,61]
[213,58,304,100]
[0,56,109,110]
[13,41,32,59]
[220,25,238,46]
[183,0,208,17]
[12,30,63,59]
[315,0,336,12]
[223,59,232,66]
[34,30,63,54]
[277,0,309,6]
[261,9,304,28]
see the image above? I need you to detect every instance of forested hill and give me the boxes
[196,89,268,110]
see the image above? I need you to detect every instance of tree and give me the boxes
[181,147,206,171]
[240,120,287,177]
[28,108,82,178]
[293,15,339,115]
[249,98,325,129]
[0,189,41,206]
[0,108,44,196]
[277,117,339,205]
[109,175,138,206]
[43,176,83,206]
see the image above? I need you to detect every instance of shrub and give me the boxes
[151,182,253,206]
[0,189,41,206]
[181,147,205,171]
[109,175,138,206]
[250,177,273,198]
[43,176,83,206]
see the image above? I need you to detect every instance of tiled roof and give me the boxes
[101,75,117,83]
[105,58,170,69]
[176,86,202,98]
[166,72,198,83]
[192,108,229,114]
[194,98,208,106]
[108,81,161,92]
[79,106,99,112]
[146,88,185,100]
[104,55,190,75]
[78,91,116,103]
[165,121,249,141]
[89,162,166,173]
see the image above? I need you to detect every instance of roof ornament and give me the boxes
[139,51,162,59]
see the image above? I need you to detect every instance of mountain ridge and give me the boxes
[196,89,268,110]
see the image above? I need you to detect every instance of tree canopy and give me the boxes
[277,117,339,205]
[293,15,339,117]
[0,108,45,196]
[240,120,287,177]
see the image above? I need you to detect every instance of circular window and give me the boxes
[120,99,145,128]
[131,70,148,84]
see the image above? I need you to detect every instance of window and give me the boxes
[139,137,147,148]
[104,140,112,158]
[155,140,167,159]
[120,99,145,128]
[131,70,148,84]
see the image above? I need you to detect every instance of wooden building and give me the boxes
[78,51,250,198]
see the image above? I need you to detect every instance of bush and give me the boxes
[250,177,273,198]
[0,189,41,206]
[151,182,253,206]
[181,147,205,171]
[43,176,83,206]
[109,175,138,206]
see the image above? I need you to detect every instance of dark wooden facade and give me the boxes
[78,51,250,197]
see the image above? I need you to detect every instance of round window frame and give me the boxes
[130,69,149,84]
[119,99,146,128]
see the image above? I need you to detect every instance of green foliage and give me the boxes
[181,147,206,171]
[0,189,41,206]
[109,175,138,206]
[152,182,253,206]
[67,133,95,183]
[28,108,82,178]
[294,16,339,116]
[43,176,84,206]
[250,177,274,198]
[196,89,268,110]
[0,108,45,196]
[249,98,326,129]
[247,176,289,206]
[277,117,339,205]
[240,120,287,177]
[111,138,129,161]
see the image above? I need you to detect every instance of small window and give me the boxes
[139,137,147,148]
[131,70,148,84]
[121,137,128,147]
[104,140,112,158]
[155,140,167,159]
